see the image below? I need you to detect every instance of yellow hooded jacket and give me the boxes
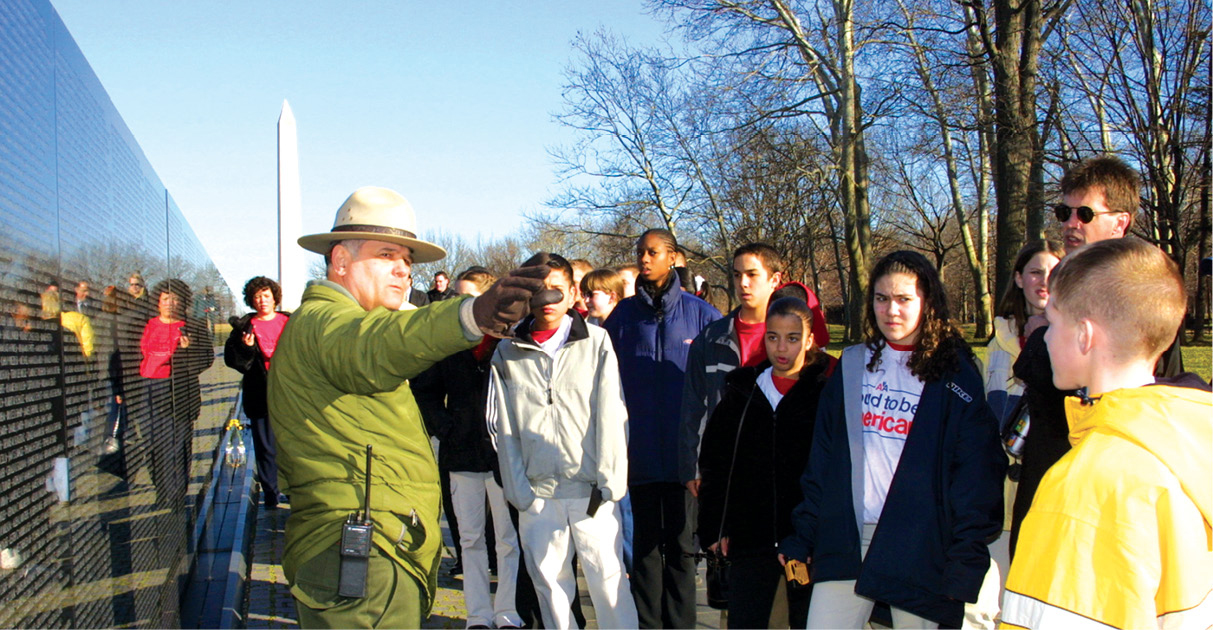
[1001,384,1212,629]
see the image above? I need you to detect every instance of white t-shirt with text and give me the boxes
[861,344,924,524]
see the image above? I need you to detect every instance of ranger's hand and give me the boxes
[472,266,550,338]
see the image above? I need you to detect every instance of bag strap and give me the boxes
[717,381,757,546]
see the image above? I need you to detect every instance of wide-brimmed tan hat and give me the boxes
[298,186,446,263]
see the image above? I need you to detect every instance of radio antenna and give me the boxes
[363,445,373,522]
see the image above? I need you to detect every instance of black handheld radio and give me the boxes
[338,445,374,598]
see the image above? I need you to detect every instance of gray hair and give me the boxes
[324,239,367,269]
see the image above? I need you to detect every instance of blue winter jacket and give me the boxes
[779,343,1006,628]
[603,273,720,485]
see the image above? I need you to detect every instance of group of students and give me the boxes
[417,232,1003,629]
[235,157,1209,629]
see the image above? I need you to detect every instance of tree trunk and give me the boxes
[1194,122,1211,342]
[824,202,851,331]
[835,0,871,341]
[988,0,1047,302]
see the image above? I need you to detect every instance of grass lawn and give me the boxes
[823,323,1212,383]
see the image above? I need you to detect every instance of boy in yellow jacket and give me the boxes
[1001,238,1212,629]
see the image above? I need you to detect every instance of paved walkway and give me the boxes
[242,503,725,629]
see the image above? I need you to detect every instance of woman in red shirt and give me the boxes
[224,276,290,509]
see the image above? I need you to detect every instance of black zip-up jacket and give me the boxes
[412,341,500,473]
[697,359,832,551]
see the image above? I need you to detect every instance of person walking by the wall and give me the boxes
[225,276,291,509]
[490,253,638,629]
[779,251,1005,629]
[603,229,719,629]
[140,279,213,511]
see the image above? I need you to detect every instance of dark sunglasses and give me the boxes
[1052,203,1126,224]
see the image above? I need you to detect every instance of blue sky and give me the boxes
[50,1,669,293]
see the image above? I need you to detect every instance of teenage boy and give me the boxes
[1009,155,1185,554]
[679,243,830,495]
[489,253,638,629]
[580,268,625,326]
[1001,238,1212,629]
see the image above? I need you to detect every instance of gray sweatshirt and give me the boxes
[488,313,629,511]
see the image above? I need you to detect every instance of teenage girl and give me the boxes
[697,297,835,628]
[779,251,1006,629]
[985,240,1064,423]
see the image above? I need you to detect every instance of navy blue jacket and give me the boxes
[779,344,1006,628]
[603,272,720,485]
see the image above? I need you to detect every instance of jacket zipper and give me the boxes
[655,309,665,363]
[546,345,555,405]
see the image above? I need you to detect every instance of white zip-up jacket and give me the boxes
[488,312,629,511]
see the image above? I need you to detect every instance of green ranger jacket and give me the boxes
[267,280,477,613]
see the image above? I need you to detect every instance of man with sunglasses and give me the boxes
[1008,155,1187,559]
[1052,157,1136,253]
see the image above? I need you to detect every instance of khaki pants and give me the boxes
[291,543,423,629]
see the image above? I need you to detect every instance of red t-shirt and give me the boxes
[250,313,289,371]
[472,336,500,362]
[771,374,798,395]
[140,318,185,379]
[531,327,560,344]
[734,314,767,367]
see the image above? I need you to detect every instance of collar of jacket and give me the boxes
[513,310,590,348]
[725,357,832,394]
[719,308,742,349]
[636,270,683,315]
[304,278,360,305]
[236,310,292,331]
[990,316,1020,354]
[1063,383,1212,524]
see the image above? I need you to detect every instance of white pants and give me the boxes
[805,524,938,629]
[517,496,638,629]
[450,471,523,629]
[962,554,1002,629]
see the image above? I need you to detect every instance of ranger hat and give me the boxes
[298,186,446,263]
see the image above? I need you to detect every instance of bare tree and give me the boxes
[545,32,696,251]
[893,0,994,336]
[654,0,880,339]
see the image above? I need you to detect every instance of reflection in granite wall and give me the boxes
[0,1,238,626]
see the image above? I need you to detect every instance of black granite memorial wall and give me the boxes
[0,1,237,626]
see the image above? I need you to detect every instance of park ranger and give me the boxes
[268,186,546,628]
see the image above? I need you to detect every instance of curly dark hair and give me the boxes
[864,251,972,382]
[243,276,282,310]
